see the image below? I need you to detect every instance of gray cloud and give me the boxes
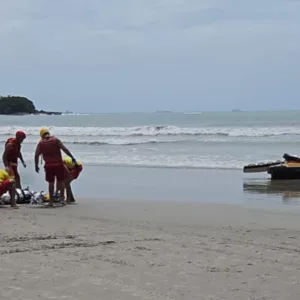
[1,0,300,112]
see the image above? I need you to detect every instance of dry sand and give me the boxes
[1,200,300,300]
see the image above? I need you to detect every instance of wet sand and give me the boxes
[1,166,300,299]
[21,165,300,207]
[1,200,300,300]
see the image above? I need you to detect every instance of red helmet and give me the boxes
[16,130,26,139]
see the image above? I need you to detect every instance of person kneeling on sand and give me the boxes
[34,127,78,206]
[0,168,18,208]
[56,157,83,203]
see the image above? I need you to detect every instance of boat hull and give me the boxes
[268,163,300,180]
[243,153,300,180]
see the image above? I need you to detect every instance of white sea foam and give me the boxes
[2,122,298,171]
[20,151,246,170]
[0,138,186,146]
[1,125,300,137]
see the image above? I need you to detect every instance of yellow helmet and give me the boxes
[40,127,50,138]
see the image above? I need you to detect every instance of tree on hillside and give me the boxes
[0,95,36,114]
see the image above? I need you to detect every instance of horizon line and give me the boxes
[59,109,300,114]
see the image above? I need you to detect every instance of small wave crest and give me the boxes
[20,156,244,170]
[69,139,180,146]
[1,125,300,138]
[76,162,242,170]
[0,138,184,146]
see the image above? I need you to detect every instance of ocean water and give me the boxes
[1,110,300,170]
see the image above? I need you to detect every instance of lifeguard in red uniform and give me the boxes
[0,168,18,208]
[2,130,27,189]
[34,127,77,206]
[63,157,83,203]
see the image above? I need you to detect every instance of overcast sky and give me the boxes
[1,0,300,113]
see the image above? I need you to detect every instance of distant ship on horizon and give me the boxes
[155,110,173,113]
[184,111,203,115]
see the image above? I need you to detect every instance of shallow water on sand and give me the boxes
[3,112,300,209]
[19,165,300,209]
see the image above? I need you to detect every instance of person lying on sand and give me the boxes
[2,130,27,189]
[0,168,18,208]
[56,157,83,203]
[34,127,78,207]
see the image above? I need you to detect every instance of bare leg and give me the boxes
[9,182,18,208]
[48,182,54,206]
[69,182,76,202]
[56,180,66,205]
[14,173,23,204]
[64,171,74,203]
[10,166,21,189]
[15,176,21,189]
[55,180,59,196]
[7,165,21,189]
[65,180,74,203]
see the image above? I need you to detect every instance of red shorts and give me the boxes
[0,179,11,196]
[65,165,83,180]
[44,163,65,183]
[71,164,83,179]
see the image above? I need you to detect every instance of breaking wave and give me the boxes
[0,139,183,146]
[1,125,300,138]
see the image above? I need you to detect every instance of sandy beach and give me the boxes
[2,0,300,297]
[1,200,300,300]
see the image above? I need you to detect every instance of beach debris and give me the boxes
[0,186,55,205]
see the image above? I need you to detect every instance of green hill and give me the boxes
[0,95,61,115]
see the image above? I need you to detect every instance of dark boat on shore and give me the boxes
[243,153,300,180]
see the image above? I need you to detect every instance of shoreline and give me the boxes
[66,198,300,228]
[1,200,300,299]
[18,164,300,209]
[43,197,300,229]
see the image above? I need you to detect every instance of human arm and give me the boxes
[34,143,41,173]
[19,151,26,168]
[57,139,77,165]
[64,164,72,180]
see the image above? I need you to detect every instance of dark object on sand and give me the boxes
[243,153,300,180]
[268,163,300,180]
[243,160,283,173]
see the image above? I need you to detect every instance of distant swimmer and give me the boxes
[2,130,27,189]
[61,157,83,203]
[34,127,78,207]
[0,168,18,208]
